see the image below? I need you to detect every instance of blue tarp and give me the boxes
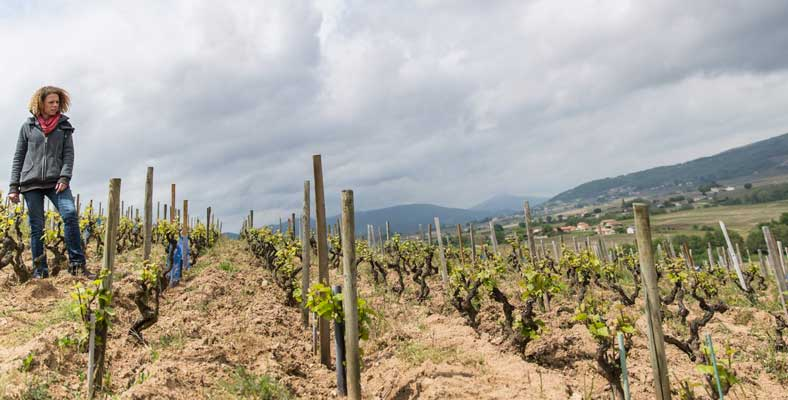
[167,235,190,287]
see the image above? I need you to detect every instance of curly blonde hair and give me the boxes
[28,86,71,116]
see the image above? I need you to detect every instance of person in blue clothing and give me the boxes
[7,86,93,278]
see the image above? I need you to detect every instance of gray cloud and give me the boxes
[2,1,788,230]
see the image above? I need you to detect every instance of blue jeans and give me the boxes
[24,187,86,274]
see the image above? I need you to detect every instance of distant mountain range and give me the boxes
[328,203,493,236]
[470,194,548,213]
[549,132,788,205]
[251,194,546,236]
[329,195,548,235]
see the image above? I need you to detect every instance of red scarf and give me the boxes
[36,113,61,135]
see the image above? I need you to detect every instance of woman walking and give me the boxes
[7,86,93,278]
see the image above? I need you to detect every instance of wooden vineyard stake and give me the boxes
[681,243,695,269]
[385,221,391,241]
[301,181,311,328]
[524,201,537,263]
[341,190,362,400]
[469,224,477,262]
[456,224,466,265]
[291,212,296,240]
[758,249,768,276]
[182,200,189,272]
[143,167,153,261]
[633,203,671,400]
[707,243,715,268]
[313,154,331,367]
[428,224,433,246]
[170,184,176,222]
[763,227,788,319]
[90,178,121,398]
[206,207,212,245]
[599,238,608,262]
[434,217,448,285]
[489,221,498,254]
[719,221,747,291]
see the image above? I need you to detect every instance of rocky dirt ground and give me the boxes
[1,239,788,399]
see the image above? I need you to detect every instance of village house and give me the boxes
[559,226,576,233]
[626,226,635,234]
[597,226,616,235]
[601,219,622,228]
[576,222,591,231]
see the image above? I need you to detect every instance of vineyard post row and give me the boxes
[232,154,788,398]
[240,154,365,396]
[78,167,223,397]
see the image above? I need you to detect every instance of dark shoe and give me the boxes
[69,262,96,279]
[32,268,49,279]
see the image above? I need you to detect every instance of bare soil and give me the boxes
[1,239,788,399]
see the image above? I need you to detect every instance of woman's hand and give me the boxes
[8,192,20,203]
[56,182,68,193]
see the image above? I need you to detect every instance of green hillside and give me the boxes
[550,132,788,204]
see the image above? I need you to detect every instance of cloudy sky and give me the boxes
[2,1,788,230]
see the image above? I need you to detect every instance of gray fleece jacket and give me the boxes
[8,115,74,194]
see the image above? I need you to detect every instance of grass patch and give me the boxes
[732,309,755,325]
[396,341,459,366]
[213,366,293,399]
[217,261,238,275]
[157,330,186,350]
